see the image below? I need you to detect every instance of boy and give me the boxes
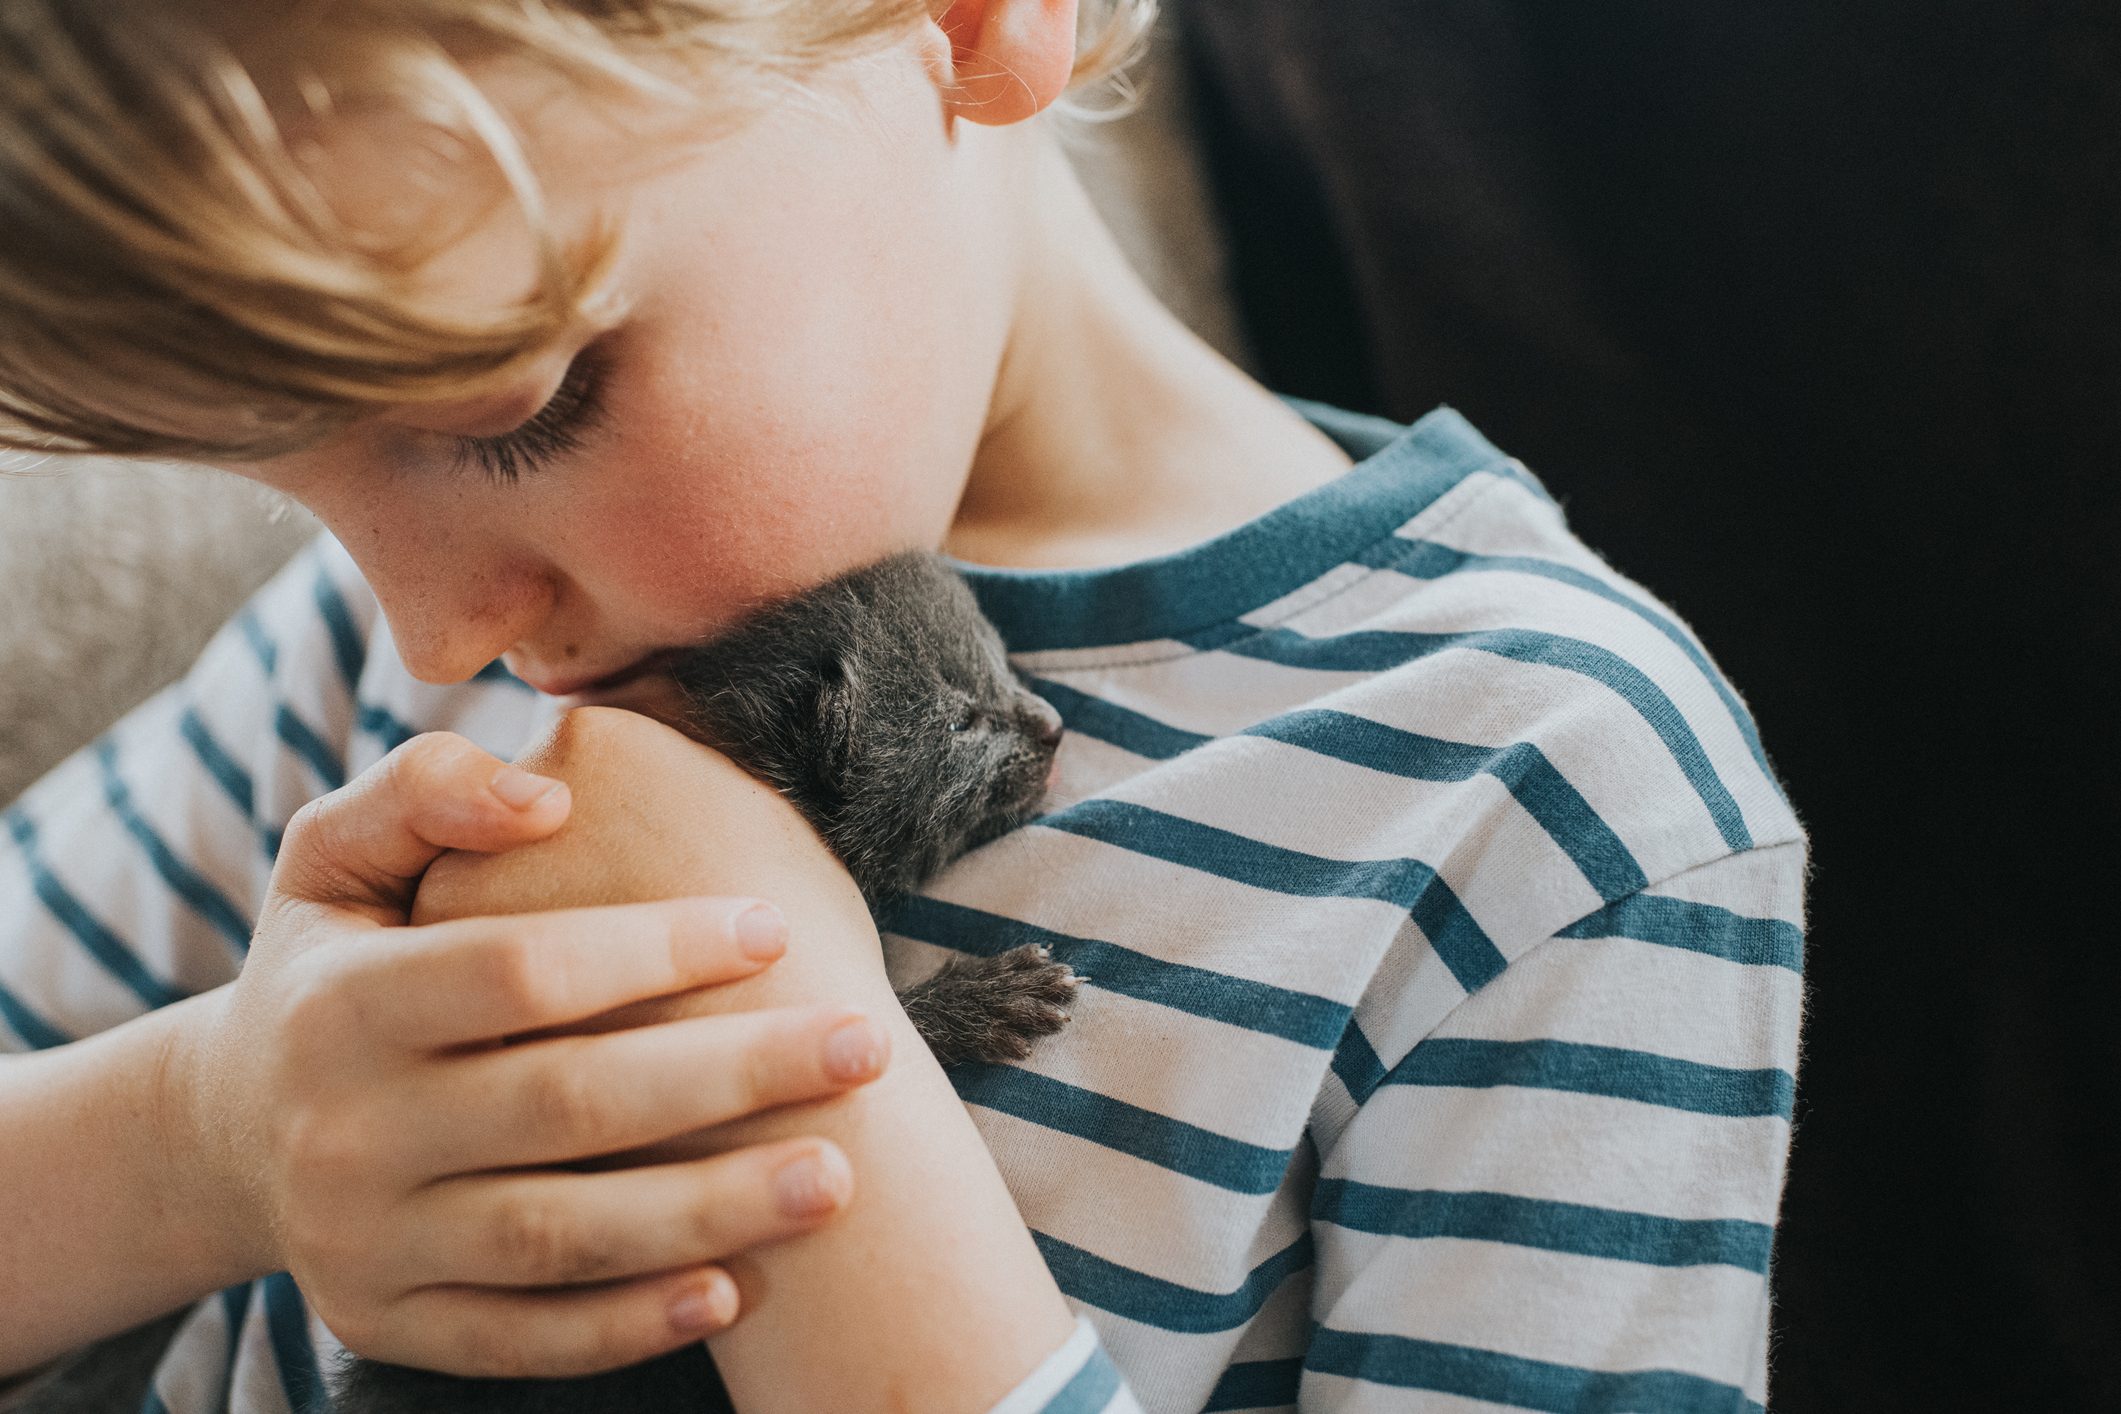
[0,1,1806,1410]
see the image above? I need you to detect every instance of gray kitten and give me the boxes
[319,551,1078,1414]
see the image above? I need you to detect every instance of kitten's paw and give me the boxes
[897,943,1080,1067]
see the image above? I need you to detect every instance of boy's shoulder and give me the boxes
[992,403,1801,958]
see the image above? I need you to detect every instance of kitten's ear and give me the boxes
[811,651,859,780]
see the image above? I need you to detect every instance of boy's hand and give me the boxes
[163,731,885,1379]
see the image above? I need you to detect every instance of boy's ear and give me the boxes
[928,0,1080,127]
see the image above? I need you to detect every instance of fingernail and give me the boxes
[735,904,786,961]
[668,1271,737,1334]
[822,1015,884,1082]
[774,1148,846,1219]
[491,765,564,810]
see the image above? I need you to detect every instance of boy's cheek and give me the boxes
[571,415,966,635]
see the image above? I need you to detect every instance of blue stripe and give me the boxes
[1559,893,1803,973]
[1305,1327,1762,1413]
[1040,1340,1123,1414]
[181,705,285,862]
[221,1279,254,1368]
[5,809,184,1011]
[1034,1229,1312,1335]
[1386,1037,1795,1120]
[136,1288,256,1414]
[356,702,419,753]
[952,405,1510,653]
[180,705,254,818]
[1203,1357,1303,1411]
[1023,677,1212,760]
[275,706,345,791]
[95,741,252,952]
[311,569,365,697]
[1039,799,1508,994]
[1211,626,1754,853]
[1329,1021,1387,1106]
[237,610,278,675]
[0,980,70,1050]
[1242,711,1647,901]
[952,1063,1294,1195]
[1312,1178,1775,1274]
[1360,536,1777,786]
[1024,689,1647,907]
[263,1272,325,1413]
[886,896,1351,1050]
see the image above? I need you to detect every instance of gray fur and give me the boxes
[665,550,1064,910]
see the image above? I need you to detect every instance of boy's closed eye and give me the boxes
[448,335,617,485]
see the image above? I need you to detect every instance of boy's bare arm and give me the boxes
[1,726,861,1384]
[0,991,254,1378]
[410,706,1077,1414]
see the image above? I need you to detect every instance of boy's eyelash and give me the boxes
[449,342,612,485]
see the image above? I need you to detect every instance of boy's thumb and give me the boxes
[267,731,570,924]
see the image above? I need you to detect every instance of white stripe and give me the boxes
[1313,1231,1767,1387]
[1329,1083,1795,1227]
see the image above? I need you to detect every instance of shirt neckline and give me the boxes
[945,401,1510,653]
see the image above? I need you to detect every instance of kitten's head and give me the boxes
[665,552,1062,906]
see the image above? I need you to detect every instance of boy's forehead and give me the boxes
[291,61,700,315]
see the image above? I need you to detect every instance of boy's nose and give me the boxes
[358,556,557,686]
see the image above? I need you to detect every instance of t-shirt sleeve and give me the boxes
[0,534,370,1053]
[982,1314,1144,1414]
[1304,841,1807,1412]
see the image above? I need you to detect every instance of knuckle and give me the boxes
[280,1187,355,1272]
[388,731,480,802]
[281,1105,363,1191]
[280,797,328,853]
[277,798,343,881]
[486,929,570,1023]
[522,1059,606,1148]
[487,1195,578,1281]
[279,964,344,1045]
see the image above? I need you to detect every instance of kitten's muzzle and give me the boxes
[1024,695,1064,749]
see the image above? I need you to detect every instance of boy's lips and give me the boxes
[514,648,688,698]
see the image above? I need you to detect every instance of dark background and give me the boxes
[1176,3,2121,1409]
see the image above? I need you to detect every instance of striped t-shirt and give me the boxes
[0,401,1806,1413]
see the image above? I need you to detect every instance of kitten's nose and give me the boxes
[1029,698,1064,749]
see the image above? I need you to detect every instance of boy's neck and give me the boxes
[942,130,1353,573]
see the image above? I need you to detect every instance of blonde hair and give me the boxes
[0,0,1158,461]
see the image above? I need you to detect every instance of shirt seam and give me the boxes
[1018,468,1521,675]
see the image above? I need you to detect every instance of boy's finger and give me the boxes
[404,1006,886,1174]
[270,732,570,920]
[346,896,788,1051]
[363,1265,740,1379]
[400,1139,851,1290]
